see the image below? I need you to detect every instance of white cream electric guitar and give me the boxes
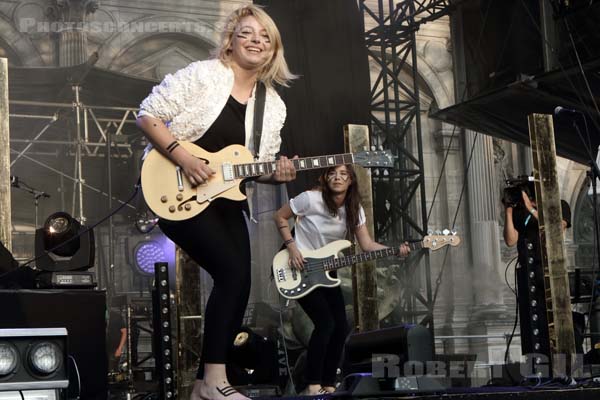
[272,233,461,300]
[141,142,393,221]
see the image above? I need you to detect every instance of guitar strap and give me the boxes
[252,81,266,159]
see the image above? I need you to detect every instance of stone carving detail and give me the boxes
[46,0,99,66]
[47,0,98,23]
[492,138,505,164]
[423,40,452,73]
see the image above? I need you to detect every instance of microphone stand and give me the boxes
[571,120,600,275]
[12,181,50,228]
[572,119,600,358]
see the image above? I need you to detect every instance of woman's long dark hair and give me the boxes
[318,164,362,238]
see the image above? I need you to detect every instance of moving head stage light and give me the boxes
[34,212,96,289]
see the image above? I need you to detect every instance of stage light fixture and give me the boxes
[28,342,61,376]
[130,234,175,276]
[0,343,18,376]
[0,328,68,391]
[34,212,95,272]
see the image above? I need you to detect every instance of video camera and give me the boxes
[502,175,535,208]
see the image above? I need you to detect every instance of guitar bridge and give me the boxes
[222,163,234,181]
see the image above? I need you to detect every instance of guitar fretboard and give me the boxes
[322,241,424,271]
[234,153,355,179]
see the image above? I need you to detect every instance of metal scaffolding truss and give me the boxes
[9,86,139,223]
[9,82,142,293]
[360,0,453,329]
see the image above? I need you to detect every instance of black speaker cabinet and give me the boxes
[344,324,433,376]
[0,290,107,399]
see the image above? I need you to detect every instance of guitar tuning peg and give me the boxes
[434,230,442,235]
[451,229,458,235]
[442,229,450,236]
[427,229,433,235]
[383,169,389,176]
[377,145,382,151]
[371,145,376,151]
[374,169,380,176]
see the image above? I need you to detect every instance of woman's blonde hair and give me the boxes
[214,4,297,87]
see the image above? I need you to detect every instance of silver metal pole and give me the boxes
[107,122,115,294]
[74,85,85,223]
[10,114,59,167]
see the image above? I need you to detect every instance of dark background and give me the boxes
[256,0,372,196]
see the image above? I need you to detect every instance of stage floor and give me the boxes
[260,386,600,400]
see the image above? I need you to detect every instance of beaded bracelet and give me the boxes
[284,238,295,247]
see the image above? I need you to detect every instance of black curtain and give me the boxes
[256,0,371,196]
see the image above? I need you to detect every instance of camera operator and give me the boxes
[503,184,578,357]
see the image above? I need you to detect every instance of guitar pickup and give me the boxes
[222,163,234,181]
[276,268,286,282]
[175,166,184,191]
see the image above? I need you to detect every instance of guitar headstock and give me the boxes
[353,150,394,168]
[422,230,461,250]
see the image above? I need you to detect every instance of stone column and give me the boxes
[47,0,98,66]
[465,130,514,366]
[0,58,11,249]
[431,124,470,354]
[465,130,504,306]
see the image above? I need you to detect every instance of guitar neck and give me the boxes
[324,241,423,271]
[233,153,355,179]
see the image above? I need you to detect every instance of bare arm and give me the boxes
[136,115,214,184]
[355,224,410,256]
[503,207,518,247]
[274,204,305,269]
[115,328,127,357]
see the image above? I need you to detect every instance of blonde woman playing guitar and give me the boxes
[136,6,297,400]
[274,164,410,396]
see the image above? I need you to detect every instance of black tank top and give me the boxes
[194,96,246,151]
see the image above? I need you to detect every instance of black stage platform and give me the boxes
[251,386,600,400]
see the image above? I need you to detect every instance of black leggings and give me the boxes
[159,199,251,379]
[297,285,348,386]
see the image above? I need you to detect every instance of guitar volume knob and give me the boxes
[168,205,176,213]
[176,194,183,201]
[161,195,168,203]
[184,204,192,211]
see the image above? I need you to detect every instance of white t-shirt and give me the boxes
[289,190,366,251]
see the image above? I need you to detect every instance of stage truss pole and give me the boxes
[359,0,454,332]
[0,58,11,249]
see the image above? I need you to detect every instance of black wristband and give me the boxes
[167,142,180,154]
[166,140,179,153]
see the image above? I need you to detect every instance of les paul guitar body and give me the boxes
[141,142,394,221]
[141,143,253,221]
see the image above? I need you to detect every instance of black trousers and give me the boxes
[159,199,251,379]
[297,285,348,386]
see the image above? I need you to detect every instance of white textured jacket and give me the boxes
[138,59,287,161]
